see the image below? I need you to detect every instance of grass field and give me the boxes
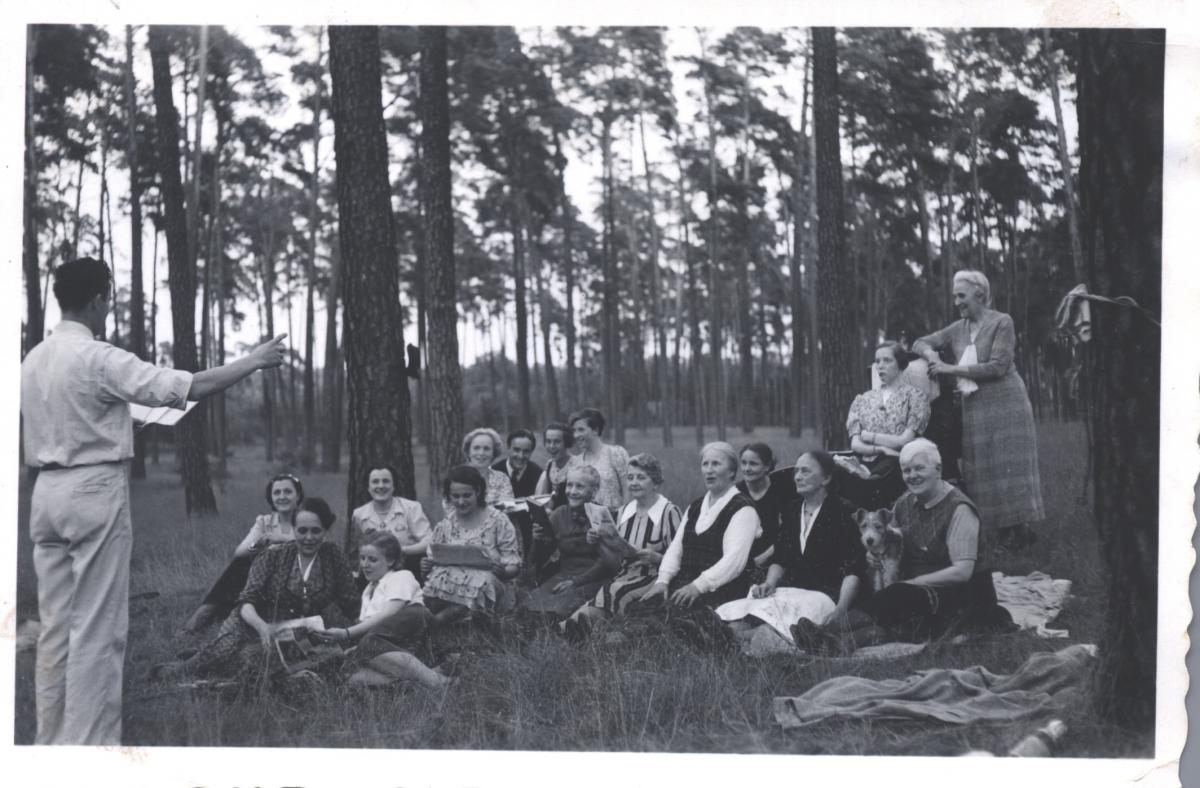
[12,420,1152,756]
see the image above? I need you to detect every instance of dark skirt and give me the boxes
[832,455,906,511]
[200,555,256,617]
[862,571,1012,641]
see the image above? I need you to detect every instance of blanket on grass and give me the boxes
[772,643,1096,728]
[991,571,1072,638]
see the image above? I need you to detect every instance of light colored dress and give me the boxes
[234,512,295,554]
[846,384,930,443]
[423,507,521,614]
[566,444,630,510]
[350,497,431,551]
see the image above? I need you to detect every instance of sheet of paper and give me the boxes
[130,400,198,428]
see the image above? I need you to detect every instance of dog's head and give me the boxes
[855,507,896,554]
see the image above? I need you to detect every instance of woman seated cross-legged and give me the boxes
[183,473,304,633]
[560,453,682,637]
[832,341,930,511]
[792,439,1012,654]
[717,451,864,645]
[421,465,523,627]
[156,496,360,682]
[523,465,623,619]
[309,532,448,691]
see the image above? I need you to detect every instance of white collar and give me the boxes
[365,497,402,519]
[694,486,739,533]
[54,320,95,339]
[619,494,669,526]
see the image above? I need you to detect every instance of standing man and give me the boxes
[20,257,287,745]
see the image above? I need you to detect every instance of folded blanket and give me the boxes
[773,643,1097,728]
[992,571,1072,638]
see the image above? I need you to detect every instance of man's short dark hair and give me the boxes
[506,428,537,449]
[53,257,112,312]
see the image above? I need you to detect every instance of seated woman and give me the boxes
[523,465,622,618]
[349,464,432,577]
[184,473,304,633]
[155,497,360,681]
[310,532,448,691]
[717,451,863,644]
[832,341,930,510]
[534,421,575,509]
[564,408,629,511]
[736,443,798,584]
[796,439,1011,654]
[561,453,682,636]
[422,465,523,627]
[638,442,761,609]
[457,428,515,506]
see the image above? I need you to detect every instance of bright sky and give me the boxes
[35,25,1076,371]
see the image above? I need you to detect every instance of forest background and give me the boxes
[21,25,1090,497]
[10,10,1180,772]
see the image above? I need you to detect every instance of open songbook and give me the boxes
[271,615,340,674]
[130,401,199,429]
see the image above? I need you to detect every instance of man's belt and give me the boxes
[38,460,125,472]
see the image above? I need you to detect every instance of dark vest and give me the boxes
[894,484,981,579]
[674,491,752,603]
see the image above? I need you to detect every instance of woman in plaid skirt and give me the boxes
[913,270,1045,549]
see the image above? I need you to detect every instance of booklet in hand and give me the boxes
[272,615,340,674]
[130,400,199,429]
[430,543,494,568]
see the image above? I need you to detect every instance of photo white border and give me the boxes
[1,1,1193,785]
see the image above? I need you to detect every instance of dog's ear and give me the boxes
[853,508,867,525]
[880,508,894,525]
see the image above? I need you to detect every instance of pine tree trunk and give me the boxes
[736,71,756,435]
[619,178,648,435]
[636,100,672,447]
[533,237,561,423]
[1043,29,1086,284]
[23,27,42,356]
[677,147,705,446]
[303,32,323,473]
[811,27,856,450]
[699,38,726,441]
[600,114,622,442]
[258,179,278,462]
[190,26,208,366]
[321,240,343,472]
[418,26,464,494]
[148,25,216,513]
[209,112,226,476]
[789,50,811,436]
[509,204,533,428]
[329,25,418,526]
[551,131,578,414]
[123,26,148,477]
[1077,27,1163,734]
